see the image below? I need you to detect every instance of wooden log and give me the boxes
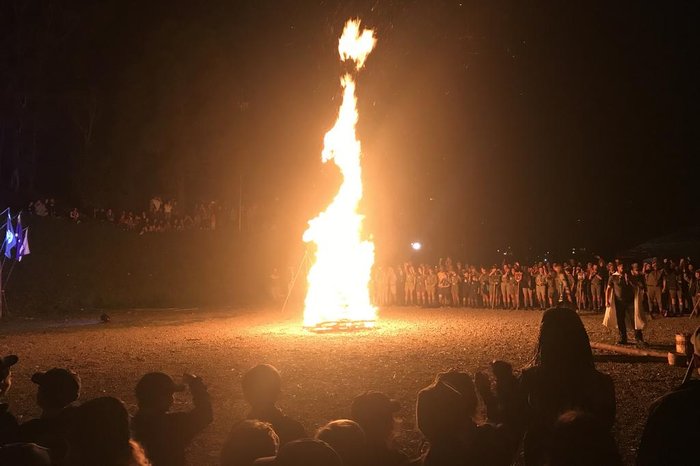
[590,341,668,359]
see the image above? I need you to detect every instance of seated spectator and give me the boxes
[0,443,51,466]
[254,438,341,466]
[20,368,81,458]
[221,420,279,466]
[132,372,212,466]
[636,325,700,466]
[315,419,366,466]
[489,306,616,465]
[241,365,305,446]
[545,410,621,466]
[0,355,19,445]
[63,396,149,466]
[351,391,409,466]
[417,370,515,466]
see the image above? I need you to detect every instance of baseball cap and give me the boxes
[31,368,81,405]
[135,372,185,402]
[351,391,401,423]
[254,439,341,466]
[0,355,18,371]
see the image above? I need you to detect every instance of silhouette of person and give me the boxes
[221,420,279,466]
[418,370,516,466]
[242,365,305,446]
[132,372,212,466]
[253,438,341,466]
[351,391,410,466]
[479,306,615,466]
[316,419,366,466]
[636,325,700,466]
[64,396,149,466]
[0,355,19,445]
[19,368,81,460]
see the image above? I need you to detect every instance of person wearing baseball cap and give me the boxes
[19,368,81,459]
[0,355,19,445]
[253,438,341,466]
[637,325,700,466]
[350,391,408,466]
[132,372,212,466]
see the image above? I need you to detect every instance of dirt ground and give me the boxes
[0,306,697,465]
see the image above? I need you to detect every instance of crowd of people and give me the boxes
[371,256,700,317]
[27,196,228,235]
[1,307,698,465]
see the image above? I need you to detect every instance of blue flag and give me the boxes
[18,227,30,261]
[15,214,23,260]
[4,212,17,259]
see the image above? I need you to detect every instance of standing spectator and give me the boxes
[449,271,460,307]
[351,391,409,466]
[426,269,438,306]
[589,265,603,312]
[488,265,502,309]
[241,365,305,446]
[163,200,173,221]
[535,266,548,310]
[605,263,642,345]
[132,372,213,466]
[662,263,682,317]
[415,267,426,306]
[0,355,19,445]
[404,265,416,306]
[644,262,664,316]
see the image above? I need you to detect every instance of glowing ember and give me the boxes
[302,19,377,329]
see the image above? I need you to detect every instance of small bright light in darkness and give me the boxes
[411,242,422,251]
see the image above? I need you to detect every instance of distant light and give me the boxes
[411,242,422,251]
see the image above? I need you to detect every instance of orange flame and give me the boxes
[302,19,377,328]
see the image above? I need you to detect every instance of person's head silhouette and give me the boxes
[316,419,366,466]
[135,372,185,413]
[221,420,279,466]
[242,365,282,411]
[0,355,18,397]
[31,368,80,415]
[254,439,341,466]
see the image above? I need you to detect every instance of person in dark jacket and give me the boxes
[132,372,213,466]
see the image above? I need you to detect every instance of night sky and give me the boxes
[1,0,698,263]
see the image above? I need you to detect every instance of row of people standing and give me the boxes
[371,257,699,316]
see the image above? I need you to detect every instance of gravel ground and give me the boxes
[0,306,697,465]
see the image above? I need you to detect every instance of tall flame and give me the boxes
[302,19,377,328]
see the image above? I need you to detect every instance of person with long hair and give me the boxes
[478,306,616,466]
